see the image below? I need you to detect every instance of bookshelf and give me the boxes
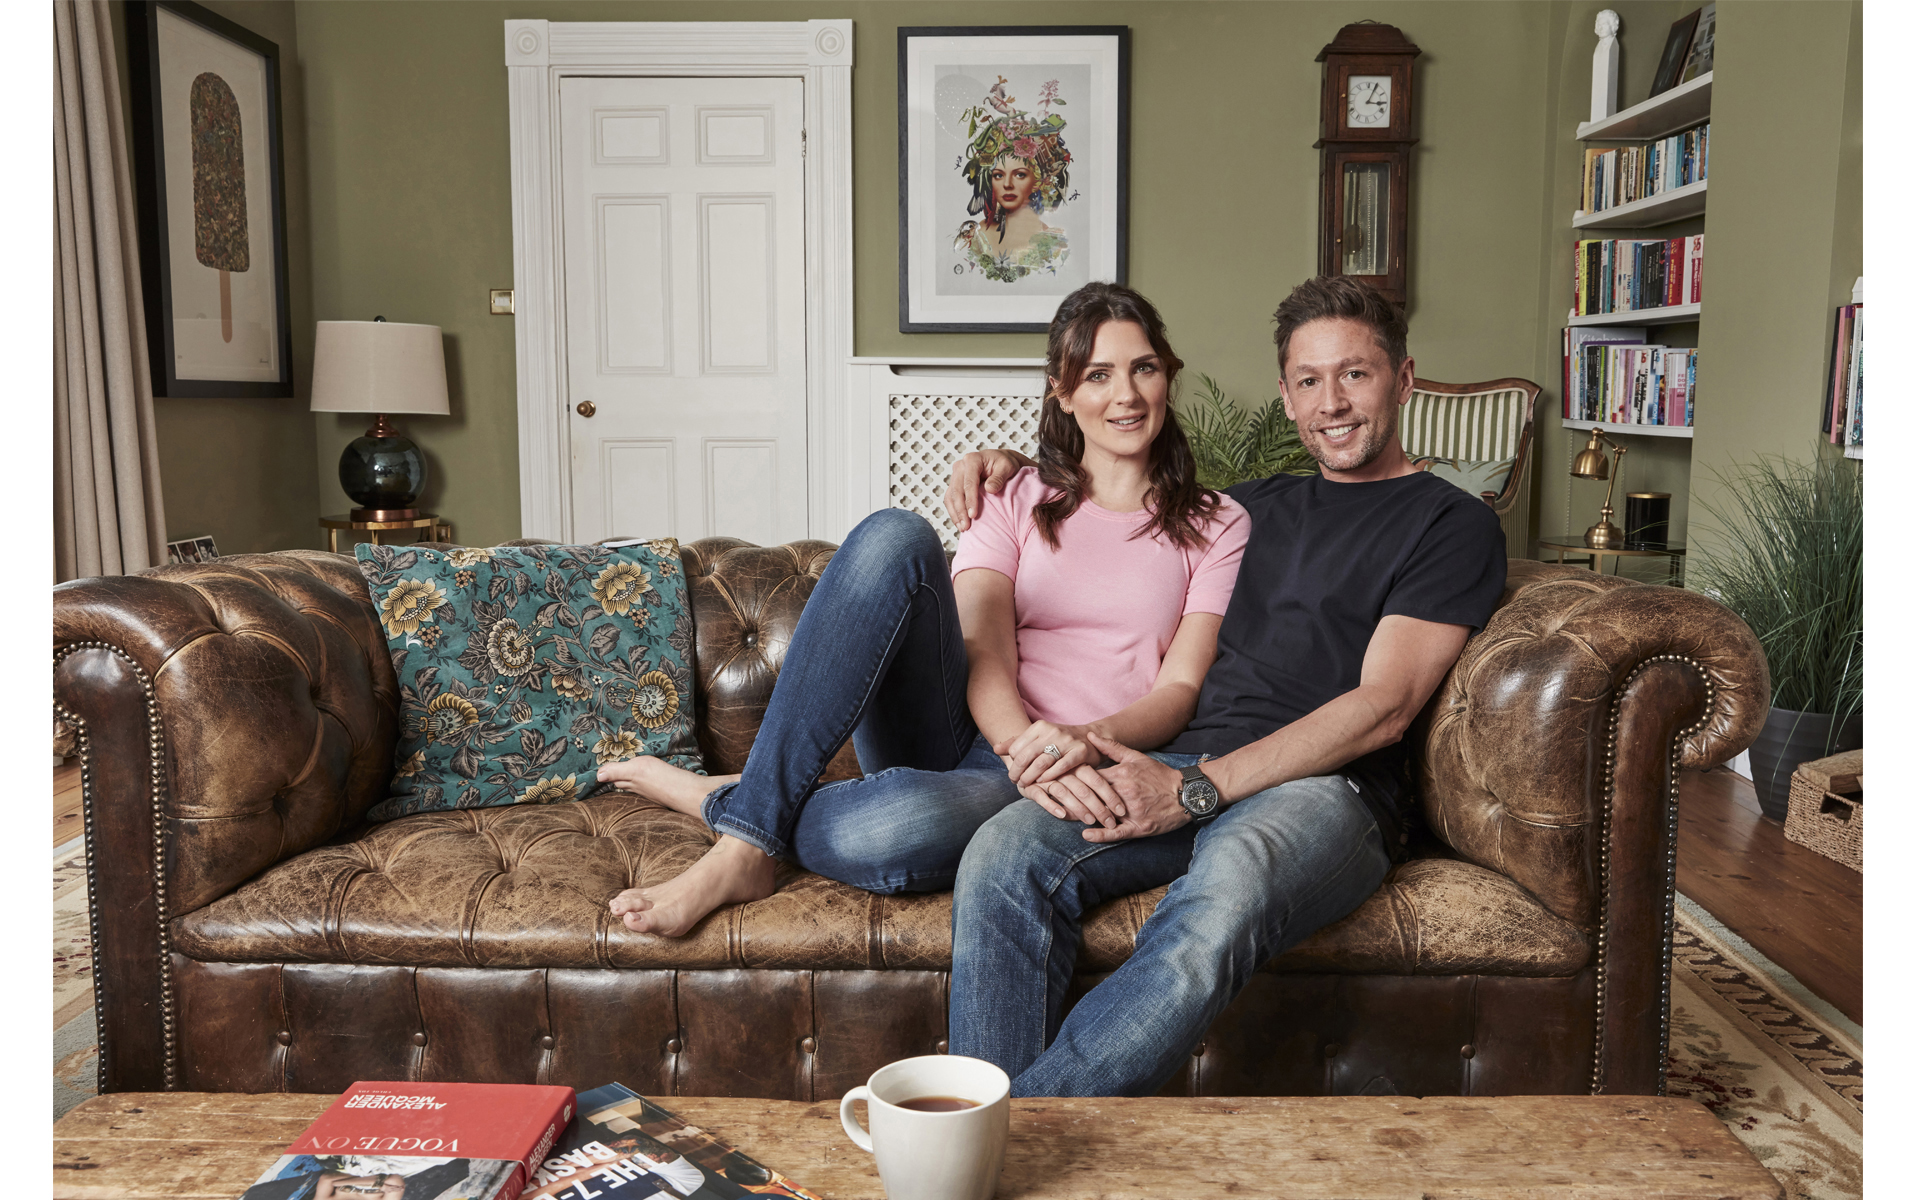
[1576,72,1712,140]
[1573,178,1707,230]
[1569,301,1701,328]
[1563,72,1708,441]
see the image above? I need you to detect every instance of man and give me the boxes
[940,275,1506,1097]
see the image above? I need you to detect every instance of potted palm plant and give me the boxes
[1178,374,1317,488]
[1687,453,1863,820]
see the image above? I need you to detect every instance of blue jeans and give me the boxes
[948,759,1391,1096]
[699,508,1023,893]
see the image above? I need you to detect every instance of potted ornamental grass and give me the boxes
[1688,452,1863,820]
[1178,375,1317,489]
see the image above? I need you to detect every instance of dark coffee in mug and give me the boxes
[895,1095,980,1112]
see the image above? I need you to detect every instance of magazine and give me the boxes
[521,1083,824,1200]
[237,1081,576,1200]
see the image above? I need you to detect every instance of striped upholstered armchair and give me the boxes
[1402,377,1542,559]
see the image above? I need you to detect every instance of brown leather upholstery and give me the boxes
[54,541,1766,1099]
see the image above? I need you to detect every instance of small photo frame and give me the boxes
[1679,3,1717,84]
[898,26,1130,333]
[166,534,219,564]
[1650,9,1701,98]
[125,1,294,398]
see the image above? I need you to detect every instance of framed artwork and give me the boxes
[1649,10,1700,98]
[125,1,293,397]
[898,26,1130,333]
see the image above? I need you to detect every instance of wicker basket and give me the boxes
[1783,749,1862,871]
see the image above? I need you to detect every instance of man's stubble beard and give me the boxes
[1303,402,1399,473]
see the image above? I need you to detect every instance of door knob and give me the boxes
[576,401,596,418]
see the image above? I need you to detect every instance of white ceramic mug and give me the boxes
[839,1054,1010,1200]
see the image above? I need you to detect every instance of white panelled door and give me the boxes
[560,76,808,545]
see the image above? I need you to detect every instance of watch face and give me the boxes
[1180,776,1220,816]
[1346,74,1392,128]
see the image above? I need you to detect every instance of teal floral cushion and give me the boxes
[1412,455,1516,501]
[354,539,702,822]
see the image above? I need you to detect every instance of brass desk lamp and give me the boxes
[1570,429,1628,549]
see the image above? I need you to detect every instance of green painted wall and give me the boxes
[291,0,1563,546]
[1690,1,1861,526]
[109,1,1858,554]
[108,0,321,554]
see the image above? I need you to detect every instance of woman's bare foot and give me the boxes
[607,834,778,937]
[597,756,741,818]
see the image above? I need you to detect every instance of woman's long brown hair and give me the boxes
[1032,282,1221,551]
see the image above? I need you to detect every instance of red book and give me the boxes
[239,1081,576,1200]
[1667,237,1685,306]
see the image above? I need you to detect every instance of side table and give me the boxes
[1540,534,1687,585]
[320,513,452,553]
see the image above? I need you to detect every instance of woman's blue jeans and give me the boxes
[699,508,1021,893]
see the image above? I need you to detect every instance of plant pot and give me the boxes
[1747,706,1864,822]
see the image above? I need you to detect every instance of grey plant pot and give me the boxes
[1747,706,1864,822]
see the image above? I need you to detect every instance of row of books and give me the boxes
[1824,303,1863,448]
[1562,326,1696,428]
[1581,123,1709,214]
[1574,235,1703,316]
[239,1080,823,1200]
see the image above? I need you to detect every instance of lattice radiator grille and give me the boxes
[888,393,1041,548]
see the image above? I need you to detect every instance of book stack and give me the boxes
[1563,326,1695,428]
[1574,236,1703,316]
[1581,123,1709,214]
[1824,302,1863,450]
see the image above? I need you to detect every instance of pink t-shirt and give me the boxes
[949,467,1250,727]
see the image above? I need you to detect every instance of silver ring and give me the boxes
[1043,744,1062,760]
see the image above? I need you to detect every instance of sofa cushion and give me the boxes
[174,797,1590,978]
[354,540,702,821]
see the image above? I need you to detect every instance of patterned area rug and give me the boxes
[48,847,1864,1197]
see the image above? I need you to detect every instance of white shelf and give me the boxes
[1578,72,1712,141]
[1573,180,1708,230]
[1569,302,1701,328]
[1562,419,1695,439]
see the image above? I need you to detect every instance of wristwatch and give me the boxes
[1176,761,1221,819]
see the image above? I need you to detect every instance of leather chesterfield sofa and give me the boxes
[53,537,1766,1101]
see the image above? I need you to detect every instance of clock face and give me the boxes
[1346,74,1392,128]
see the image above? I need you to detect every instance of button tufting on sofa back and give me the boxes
[54,551,400,913]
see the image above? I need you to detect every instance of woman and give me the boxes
[952,78,1072,280]
[600,282,1248,937]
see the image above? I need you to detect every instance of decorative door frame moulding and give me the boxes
[504,19,855,542]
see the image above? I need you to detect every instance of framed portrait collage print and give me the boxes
[898,26,1131,333]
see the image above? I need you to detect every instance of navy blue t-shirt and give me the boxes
[1163,469,1506,853]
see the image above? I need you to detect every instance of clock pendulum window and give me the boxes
[1314,23,1422,308]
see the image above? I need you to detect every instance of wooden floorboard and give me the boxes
[1676,766,1863,1025]
[44,759,1862,1025]
[54,759,82,850]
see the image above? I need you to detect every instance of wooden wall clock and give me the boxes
[1315,22,1421,308]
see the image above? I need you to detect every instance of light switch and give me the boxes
[489,289,515,315]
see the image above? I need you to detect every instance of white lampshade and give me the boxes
[309,320,451,416]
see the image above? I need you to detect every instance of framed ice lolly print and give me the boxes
[899,27,1130,333]
[125,1,293,397]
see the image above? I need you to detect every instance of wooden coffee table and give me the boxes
[54,1091,1780,1199]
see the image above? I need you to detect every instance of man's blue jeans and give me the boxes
[948,762,1391,1097]
[699,508,1021,893]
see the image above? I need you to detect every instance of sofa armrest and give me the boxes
[1413,560,1767,1093]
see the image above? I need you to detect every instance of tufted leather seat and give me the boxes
[55,538,1765,1100]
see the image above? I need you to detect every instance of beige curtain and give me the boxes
[53,0,167,583]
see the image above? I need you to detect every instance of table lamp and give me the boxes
[311,317,450,520]
[1569,428,1628,549]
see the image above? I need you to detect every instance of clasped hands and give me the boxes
[995,721,1194,842]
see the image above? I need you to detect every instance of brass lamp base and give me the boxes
[1585,518,1625,549]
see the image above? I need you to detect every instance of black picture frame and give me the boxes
[124,0,294,398]
[1649,10,1701,98]
[898,26,1131,333]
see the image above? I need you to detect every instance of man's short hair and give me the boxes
[1271,276,1408,374]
